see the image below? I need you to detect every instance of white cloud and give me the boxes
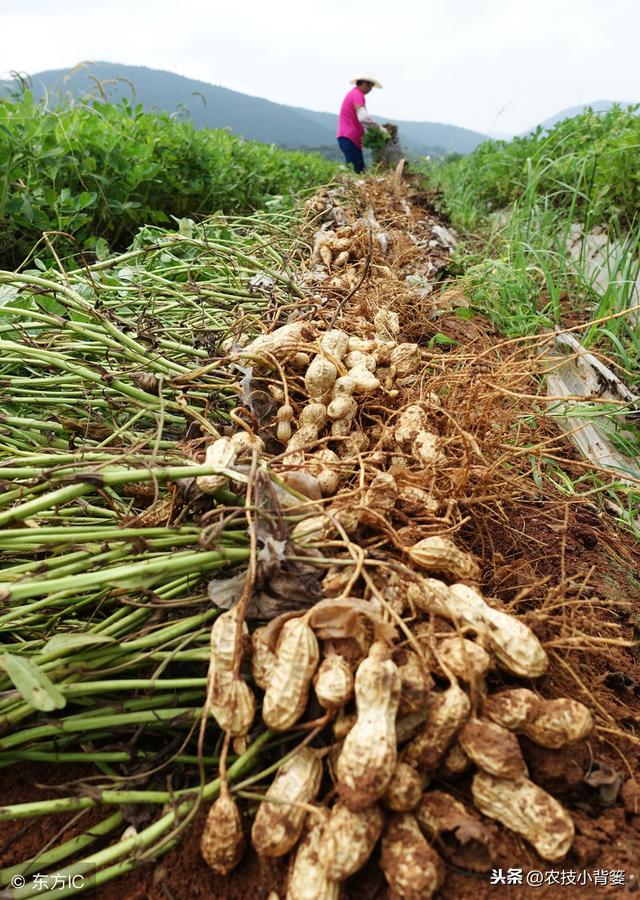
[2,0,638,134]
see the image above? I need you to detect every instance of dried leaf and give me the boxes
[584,763,624,806]
[309,597,397,643]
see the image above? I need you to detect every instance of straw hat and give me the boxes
[350,73,383,89]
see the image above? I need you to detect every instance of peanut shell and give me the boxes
[522,698,594,749]
[200,793,244,874]
[459,718,527,780]
[319,802,384,881]
[472,771,574,861]
[251,748,323,857]
[263,617,320,731]
[337,642,401,810]
[380,813,444,899]
[408,537,480,583]
[405,682,470,772]
[383,761,423,812]
[313,653,354,709]
[286,809,338,900]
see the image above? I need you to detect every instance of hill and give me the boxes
[523,99,636,134]
[0,62,489,158]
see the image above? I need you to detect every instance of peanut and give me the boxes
[327,395,357,421]
[364,471,397,511]
[396,650,433,716]
[197,436,237,494]
[242,322,312,358]
[522,698,593,748]
[305,356,337,398]
[383,761,424,812]
[207,607,255,737]
[380,813,444,899]
[472,771,575,861]
[286,809,338,900]
[405,682,470,772]
[485,691,593,748]
[397,484,439,516]
[251,748,323,857]
[390,343,422,376]
[459,718,527,780]
[200,792,244,874]
[337,642,401,810]
[484,688,538,730]
[262,617,320,731]
[449,584,548,678]
[251,626,275,690]
[299,402,328,430]
[320,329,349,361]
[319,802,384,881]
[408,537,480,582]
[394,404,429,445]
[313,653,354,709]
[348,366,380,394]
[344,350,377,372]
[434,636,491,683]
[439,740,471,778]
[373,308,400,339]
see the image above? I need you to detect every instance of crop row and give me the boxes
[0,92,337,267]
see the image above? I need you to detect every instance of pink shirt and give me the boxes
[337,86,366,148]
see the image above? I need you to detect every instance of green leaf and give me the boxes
[428,332,457,348]
[1,653,66,711]
[43,633,115,654]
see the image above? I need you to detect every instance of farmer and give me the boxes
[337,73,387,173]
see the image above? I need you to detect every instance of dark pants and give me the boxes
[338,137,365,173]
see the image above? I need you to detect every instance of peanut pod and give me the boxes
[383,761,424,812]
[251,748,323,857]
[207,607,255,737]
[313,653,354,709]
[472,771,575,862]
[380,813,444,900]
[408,537,480,583]
[449,584,548,678]
[458,718,527,780]
[286,809,339,900]
[262,617,320,731]
[319,802,384,881]
[200,793,245,875]
[337,642,401,810]
[405,682,470,772]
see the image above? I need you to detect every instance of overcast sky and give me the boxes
[3,0,638,135]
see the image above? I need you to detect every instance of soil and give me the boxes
[2,173,639,899]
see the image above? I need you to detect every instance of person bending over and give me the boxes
[336,73,387,173]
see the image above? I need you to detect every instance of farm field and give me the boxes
[0,95,639,899]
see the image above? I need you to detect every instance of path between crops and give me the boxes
[1,173,639,899]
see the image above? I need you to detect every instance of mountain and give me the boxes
[522,100,636,135]
[0,62,489,158]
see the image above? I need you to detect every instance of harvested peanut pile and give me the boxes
[185,176,639,898]
[4,175,638,900]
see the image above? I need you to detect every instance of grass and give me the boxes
[422,104,640,529]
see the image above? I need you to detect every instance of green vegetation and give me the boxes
[424,103,640,529]
[0,209,309,891]
[0,61,492,160]
[0,91,336,266]
[431,103,640,231]
[424,104,640,360]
